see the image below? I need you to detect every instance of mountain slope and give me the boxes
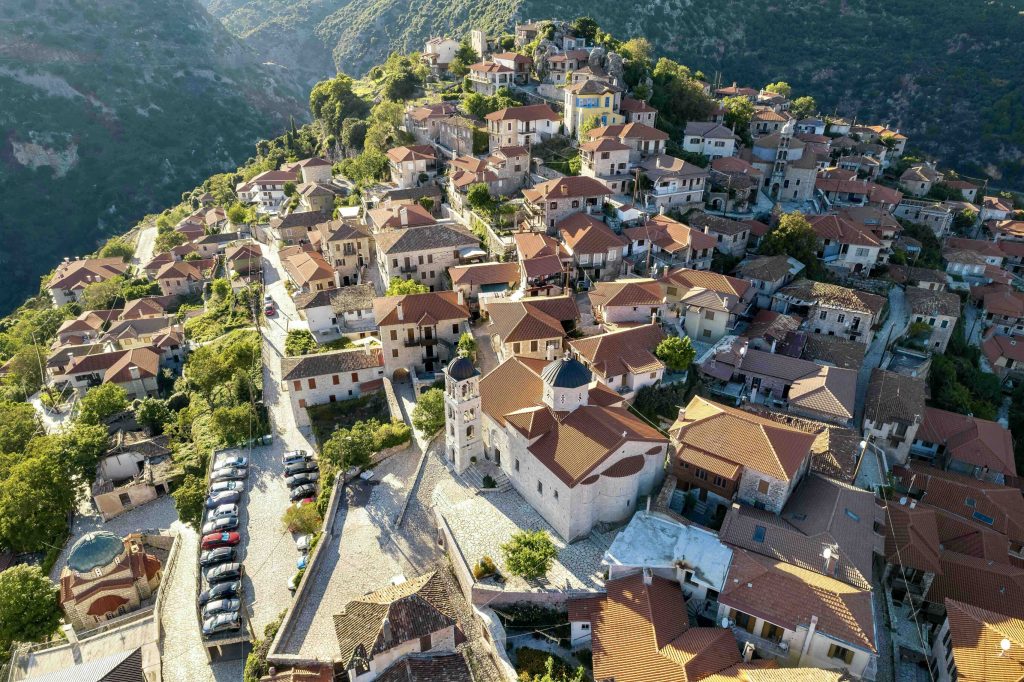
[207,0,1024,191]
[0,0,307,314]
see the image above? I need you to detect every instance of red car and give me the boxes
[201,531,240,550]
[264,303,275,316]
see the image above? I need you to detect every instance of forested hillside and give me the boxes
[0,0,307,314]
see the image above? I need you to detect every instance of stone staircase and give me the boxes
[461,463,512,493]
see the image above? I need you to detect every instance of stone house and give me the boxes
[437,115,479,157]
[618,97,658,127]
[484,296,579,362]
[808,214,883,273]
[900,164,944,197]
[280,348,385,427]
[92,434,180,522]
[588,279,667,325]
[689,213,750,257]
[623,214,716,273]
[978,286,1024,336]
[669,396,816,515]
[47,257,131,306]
[237,169,294,213]
[586,123,668,164]
[386,145,437,189]
[484,104,560,151]
[374,291,470,377]
[313,219,372,287]
[281,247,336,293]
[466,60,514,95]
[911,407,1016,483]
[544,49,589,85]
[746,123,817,201]
[447,261,521,310]
[904,287,960,353]
[638,155,708,211]
[682,122,739,160]
[293,283,377,341]
[282,157,333,185]
[155,259,213,297]
[491,52,532,84]
[422,36,459,73]
[374,223,479,292]
[522,175,612,232]
[772,279,886,345]
[661,268,754,343]
[405,102,460,144]
[225,242,261,275]
[569,323,665,399]
[893,199,954,238]
[557,213,628,282]
[862,369,926,464]
[735,255,805,308]
[981,331,1024,385]
[578,137,632,194]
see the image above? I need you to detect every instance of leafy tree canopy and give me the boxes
[386,278,429,295]
[655,336,696,373]
[411,388,445,436]
[501,529,558,579]
[77,383,129,425]
[0,565,61,651]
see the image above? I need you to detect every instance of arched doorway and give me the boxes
[392,367,410,382]
[770,183,781,199]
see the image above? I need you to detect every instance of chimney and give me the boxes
[909,499,917,509]
[396,303,404,321]
[742,641,755,663]
[770,338,777,353]
[399,206,409,226]
[797,615,818,665]
[457,290,465,307]
[382,617,393,647]
[128,364,140,380]
[642,567,653,586]
[334,269,341,288]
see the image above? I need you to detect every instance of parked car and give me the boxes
[282,449,311,465]
[201,516,238,535]
[205,562,243,584]
[209,480,243,494]
[198,580,240,606]
[215,456,248,470]
[285,471,320,488]
[202,598,240,619]
[199,546,235,567]
[297,555,308,570]
[295,535,311,552]
[201,611,241,636]
[264,294,273,303]
[284,460,318,476]
[289,484,317,502]
[211,467,248,482]
[201,532,240,551]
[264,303,275,316]
[210,503,239,519]
[205,490,241,509]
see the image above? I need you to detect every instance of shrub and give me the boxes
[285,329,320,356]
[282,502,322,534]
[473,555,498,579]
[411,388,445,435]
[482,474,496,488]
[501,530,558,580]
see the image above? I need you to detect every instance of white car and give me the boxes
[210,480,244,494]
[215,456,248,470]
[211,503,239,519]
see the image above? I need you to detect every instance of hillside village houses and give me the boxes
[28,23,1024,682]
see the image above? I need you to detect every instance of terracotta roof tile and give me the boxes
[945,598,1024,682]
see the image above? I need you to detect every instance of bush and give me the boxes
[501,530,558,580]
[285,329,319,356]
[515,648,583,682]
[473,555,498,579]
[411,388,445,435]
[76,383,129,425]
[482,474,496,489]
[243,611,285,682]
[282,502,322,534]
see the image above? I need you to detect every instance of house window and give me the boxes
[827,644,855,664]
[761,622,784,642]
[702,329,711,338]
[292,380,301,392]
[351,372,358,382]
[537,480,543,494]
[513,342,521,354]
[550,202,558,209]
[391,330,398,341]
[452,324,459,334]
[298,398,306,408]
[571,200,580,208]
[333,375,340,385]
[392,349,399,358]
[308,378,316,389]
[819,311,828,320]
[712,475,725,487]
[757,479,770,494]
[694,467,708,481]
[752,525,766,543]
[731,609,755,633]
[515,459,520,471]
[704,310,715,320]
[837,314,846,323]
[553,489,558,500]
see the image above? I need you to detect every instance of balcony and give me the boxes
[730,626,791,659]
[404,336,439,348]
[399,264,418,274]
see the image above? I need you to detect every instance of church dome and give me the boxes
[67,531,124,573]
[446,355,478,381]
[541,354,592,389]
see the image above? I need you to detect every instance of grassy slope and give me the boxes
[0,0,307,315]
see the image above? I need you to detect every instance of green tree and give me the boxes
[759,212,821,278]
[466,183,493,212]
[283,181,297,197]
[57,423,109,486]
[309,74,368,137]
[0,401,42,454]
[98,237,135,262]
[79,276,124,310]
[285,329,320,356]
[386,277,429,295]
[0,565,61,652]
[135,398,171,435]
[722,96,755,134]
[655,336,695,373]
[763,81,792,98]
[577,114,602,142]
[172,474,206,529]
[321,421,376,471]
[154,229,188,254]
[211,404,257,445]
[790,96,817,120]
[649,58,713,137]
[77,383,129,425]
[449,40,479,77]
[571,16,599,42]
[0,450,75,552]
[282,503,322,534]
[340,118,368,155]
[411,388,445,436]
[457,332,477,359]
[501,529,558,579]
[418,197,435,213]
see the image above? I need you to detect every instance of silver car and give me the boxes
[211,503,239,519]
[210,480,243,494]
[202,598,241,618]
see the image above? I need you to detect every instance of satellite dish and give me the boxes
[721,617,731,628]
[1001,638,1012,652]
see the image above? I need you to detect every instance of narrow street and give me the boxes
[855,285,909,424]
[132,223,158,268]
